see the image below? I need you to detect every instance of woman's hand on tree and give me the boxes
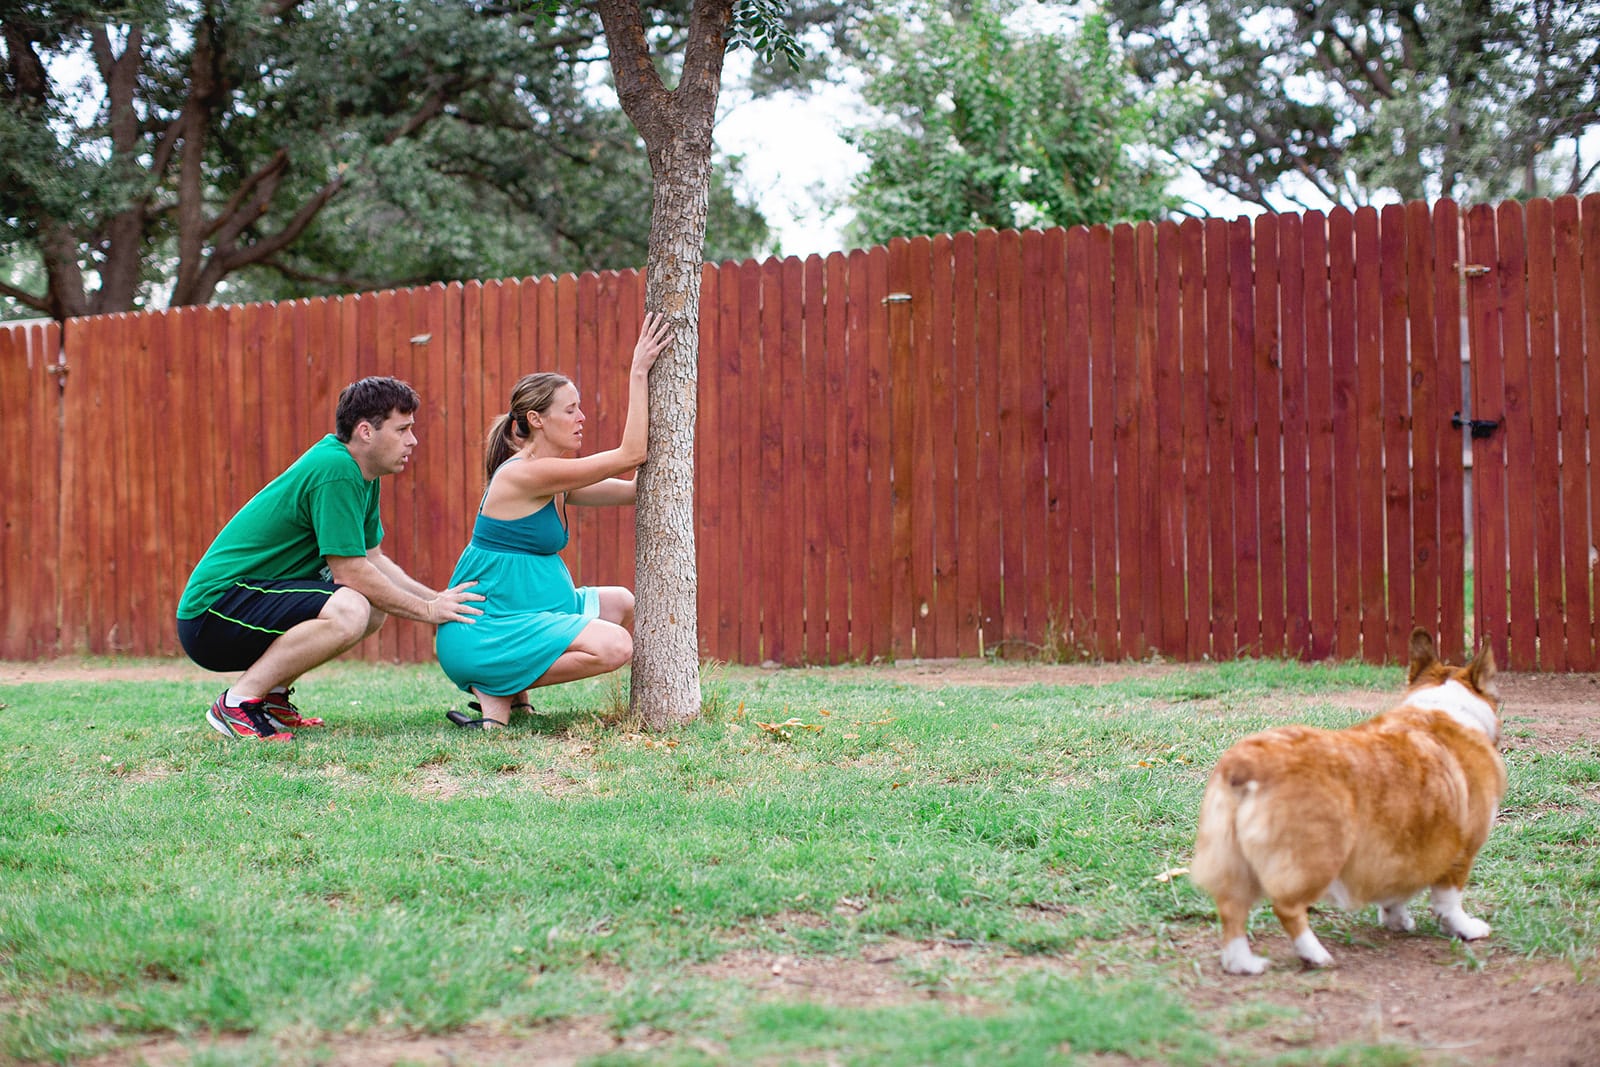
[632,311,672,375]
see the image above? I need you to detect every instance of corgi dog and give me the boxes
[1191,628,1506,974]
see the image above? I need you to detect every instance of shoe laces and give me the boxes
[237,700,283,738]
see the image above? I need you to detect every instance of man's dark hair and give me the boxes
[335,377,420,441]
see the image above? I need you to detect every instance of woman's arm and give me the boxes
[507,312,671,500]
[567,475,637,507]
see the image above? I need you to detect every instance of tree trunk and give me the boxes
[632,156,708,727]
[595,0,733,728]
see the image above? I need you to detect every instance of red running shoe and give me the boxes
[206,692,293,741]
[264,687,324,730]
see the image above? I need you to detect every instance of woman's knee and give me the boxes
[594,623,633,670]
[598,587,635,627]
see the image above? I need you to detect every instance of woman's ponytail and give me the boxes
[484,372,573,487]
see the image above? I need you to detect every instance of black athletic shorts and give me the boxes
[176,578,340,672]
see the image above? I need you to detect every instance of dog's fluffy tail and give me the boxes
[1190,763,1261,905]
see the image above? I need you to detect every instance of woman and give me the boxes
[436,311,672,728]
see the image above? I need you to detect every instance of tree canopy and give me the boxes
[0,0,773,320]
[1102,0,1600,209]
[840,0,1181,247]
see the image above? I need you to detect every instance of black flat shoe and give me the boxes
[447,702,507,729]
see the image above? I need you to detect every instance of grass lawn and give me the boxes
[1,657,1596,1066]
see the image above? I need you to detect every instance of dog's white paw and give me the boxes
[1379,903,1416,932]
[1431,887,1490,940]
[1293,930,1334,968]
[1220,937,1270,975]
[1445,914,1491,941]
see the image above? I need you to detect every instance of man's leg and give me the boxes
[180,580,386,738]
[232,587,384,700]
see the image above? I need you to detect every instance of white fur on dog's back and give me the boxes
[1401,678,1499,743]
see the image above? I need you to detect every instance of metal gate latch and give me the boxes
[1451,412,1502,439]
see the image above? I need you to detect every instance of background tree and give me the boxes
[1102,0,1600,209]
[0,0,774,321]
[840,0,1181,247]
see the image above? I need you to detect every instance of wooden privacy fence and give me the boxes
[4,195,1599,671]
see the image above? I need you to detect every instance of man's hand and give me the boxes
[428,581,485,625]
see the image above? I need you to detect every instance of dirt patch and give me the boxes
[1167,926,1599,1066]
[11,656,1600,1064]
[74,1018,628,1067]
[0,658,220,684]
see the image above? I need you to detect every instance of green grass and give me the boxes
[0,658,1595,1065]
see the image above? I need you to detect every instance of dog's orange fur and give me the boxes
[1191,628,1506,974]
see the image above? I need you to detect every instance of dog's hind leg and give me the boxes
[1269,897,1335,968]
[1430,885,1491,940]
[1216,895,1270,975]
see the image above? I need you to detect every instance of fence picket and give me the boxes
[1,329,29,654]
[1327,210,1361,659]
[1063,226,1094,654]
[1228,218,1261,657]
[1153,222,1187,655]
[1553,197,1593,669]
[1404,203,1442,652]
[1253,214,1286,657]
[801,255,828,661]
[1466,205,1509,664]
[1112,223,1147,658]
[820,254,851,661]
[1380,205,1414,663]
[1584,196,1600,665]
[1020,230,1050,651]
[1278,213,1312,658]
[1526,199,1566,669]
[1354,208,1386,662]
[951,233,982,658]
[1431,203,1468,664]
[1204,218,1236,658]
[1497,202,1538,669]
[759,256,792,663]
[925,235,959,658]
[1087,225,1118,656]
[971,231,1005,656]
[1178,219,1210,661]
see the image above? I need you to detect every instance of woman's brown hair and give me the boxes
[483,372,573,485]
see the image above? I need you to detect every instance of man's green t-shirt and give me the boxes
[177,435,383,619]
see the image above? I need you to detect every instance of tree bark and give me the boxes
[596,0,734,728]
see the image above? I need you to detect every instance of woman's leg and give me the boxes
[532,618,633,687]
[594,586,635,628]
[468,687,512,727]
[468,598,634,722]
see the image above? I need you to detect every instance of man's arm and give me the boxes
[324,552,483,624]
[366,547,437,599]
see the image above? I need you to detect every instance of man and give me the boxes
[177,376,483,740]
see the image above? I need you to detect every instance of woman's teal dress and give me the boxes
[435,480,599,697]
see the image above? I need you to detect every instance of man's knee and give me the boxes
[324,588,383,644]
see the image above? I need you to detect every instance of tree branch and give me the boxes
[594,0,673,148]
[0,279,51,315]
[678,0,736,127]
[181,87,452,303]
